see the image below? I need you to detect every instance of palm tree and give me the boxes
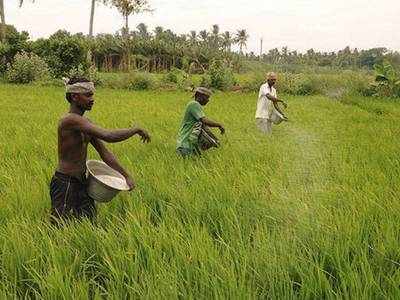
[19,0,35,7]
[109,0,152,35]
[199,30,208,44]
[136,22,149,38]
[89,0,96,37]
[154,26,164,38]
[221,31,233,52]
[236,29,249,53]
[0,0,5,42]
[0,0,33,41]
[89,1,111,37]
[211,24,220,50]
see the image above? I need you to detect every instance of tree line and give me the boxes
[247,46,400,71]
[0,23,249,76]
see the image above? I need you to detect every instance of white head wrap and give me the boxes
[63,77,95,94]
[266,72,277,80]
[194,87,212,96]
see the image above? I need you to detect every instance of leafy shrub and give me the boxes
[163,68,187,84]
[240,73,264,92]
[372,60,400,97]
[0,25,31,74]
[67,64,102,85]
[207,60,236,90]
[128,72,154,90]
[32,30,89,77]
[6,52,50,84]
[277,73,318,95]
[199,74,212,89]
[99,72,131,89]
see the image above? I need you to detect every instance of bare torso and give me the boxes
[57,114,92,178]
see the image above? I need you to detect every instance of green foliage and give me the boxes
[207,60,236,90]
[372,60,400,97]
[199,74,212,88]
[259,46,395,70]
[163,68,186,84]
[0,25,31,74]
[161,68,195,90]
[67,64,102,85]
[0,86,400,298]
[6,52,50,84]
[238,70,375,97]
[32,30,90,77]
[128,72,154,90]
[277,73,317,95]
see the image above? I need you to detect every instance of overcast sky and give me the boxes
[4,0,400,53]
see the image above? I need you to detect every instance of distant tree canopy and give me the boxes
[0,24,399,77]
[256,46,400,71]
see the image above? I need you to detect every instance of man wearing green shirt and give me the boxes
[176,87,225,157]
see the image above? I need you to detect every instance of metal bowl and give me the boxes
[270,110,285,125]
[86,160,130,203]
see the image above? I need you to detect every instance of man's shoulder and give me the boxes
[186,100,201,109]
[260,83,270,91]
[59,113,89,128]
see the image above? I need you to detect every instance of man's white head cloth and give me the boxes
[266,72,277,80]
[63,77,95,94]
[194,87,212,97]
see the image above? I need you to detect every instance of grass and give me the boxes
[0,84,399,298]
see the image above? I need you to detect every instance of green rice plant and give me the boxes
[0,84,399,298]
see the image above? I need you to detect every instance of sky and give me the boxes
[4,0,400,53]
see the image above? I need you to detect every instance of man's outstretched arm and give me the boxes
[63,115,151,143]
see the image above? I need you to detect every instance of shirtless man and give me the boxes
[49,77,150,223]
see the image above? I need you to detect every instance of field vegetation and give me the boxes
[1,4,399,297]
[0,84,399,298]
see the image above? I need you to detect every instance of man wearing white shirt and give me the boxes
[255,72,287,134]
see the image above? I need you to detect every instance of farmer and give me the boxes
[49,77,151,224]
[255,72,288,134]
[176,87,225,157]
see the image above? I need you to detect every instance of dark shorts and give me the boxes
[49,171,96,224]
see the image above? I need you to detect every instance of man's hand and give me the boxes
[134,127,151,143]
[281,101,288,109]
[219,124,225,135]
[125,176,135,191]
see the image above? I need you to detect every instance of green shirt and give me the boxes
[177,100,205,150]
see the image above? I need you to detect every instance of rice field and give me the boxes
[0,84,399,298]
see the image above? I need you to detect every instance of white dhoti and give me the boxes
[256,118,272,134]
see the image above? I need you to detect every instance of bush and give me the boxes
[372,60,400,98]
[276,73,318,95]
[199,74,212,89]
[6,52,50,84]
[32,30,89,77]
[67,64,102,85]
[128,72,154,90]
[0,25,31,74]
[207,60,236,90]
[163,68,182,84]
[240,73,264,92]
[162,68,195,90]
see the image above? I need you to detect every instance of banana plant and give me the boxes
[373,60,400,97]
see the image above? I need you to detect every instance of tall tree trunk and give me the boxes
[125,14,129,34]
[89,0,95,37]
[0,0,5,42]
